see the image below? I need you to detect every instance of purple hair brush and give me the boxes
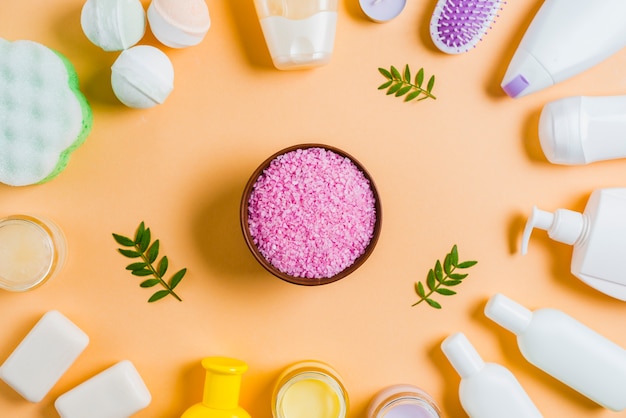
[430,0,505,54]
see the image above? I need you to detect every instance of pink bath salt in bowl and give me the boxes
[241,144,382,286]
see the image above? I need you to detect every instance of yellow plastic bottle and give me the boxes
[181,357,251,418]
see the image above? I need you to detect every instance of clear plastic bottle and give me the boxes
[252,0,338,70]
[485,293,626,411]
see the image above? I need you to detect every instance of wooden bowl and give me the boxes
[240,144,382,286]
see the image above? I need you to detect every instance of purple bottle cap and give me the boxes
[502,74,529,98]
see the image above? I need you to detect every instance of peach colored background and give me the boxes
[2,1,626,417]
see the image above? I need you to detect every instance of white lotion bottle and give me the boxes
[501,0,626,98]
[252,0,338,70]
[539,95,626,165]
[485,293,626,411]
[522,188,626,301]
[441,332,543,418]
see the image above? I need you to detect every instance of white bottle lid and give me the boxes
[539,97,586,164]
[485,294,532,335]
[441,332,485,379]
[521,206,585,255]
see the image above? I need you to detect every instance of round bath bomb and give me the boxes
[0,39,93,186]
[81,0,146,51]
[147,0,210,48]
[111,45,174,108]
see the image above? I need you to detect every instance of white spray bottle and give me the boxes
[539,95,626,165]
[501,0,626,98]
[522,188,626,301]
[441,332,543,418]
[485,293,626,411]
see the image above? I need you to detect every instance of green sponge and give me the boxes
[0,39,93,186]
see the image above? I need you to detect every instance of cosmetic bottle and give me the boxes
[252,0,338,70]
[0,214,67,291]
[501,0,626,98]
[441,332,543,418]
[366,384,441,418]
[522,188,626,300]
[485,293,626,411]
[272,360,348,418]
[539,95,626,165]
[181,357,251,418]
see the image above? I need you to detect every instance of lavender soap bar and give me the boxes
[55,360,151,418]
[0,310,89,402]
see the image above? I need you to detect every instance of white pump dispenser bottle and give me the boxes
[441,332,543,418]
[539,95,626,165]
[485,293,626,411]
[522,188,626,301]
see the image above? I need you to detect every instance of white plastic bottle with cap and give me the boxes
[484,293,626,411]
[522,188,626,301]
[501,0,626,98]
[441,332,543,418]
[539,95,626,165]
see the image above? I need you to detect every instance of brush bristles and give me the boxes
[430,0,505,54]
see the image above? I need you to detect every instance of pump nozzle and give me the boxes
[521,206,585,255]
[522,206,552,255]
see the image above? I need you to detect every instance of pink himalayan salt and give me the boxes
[247,147,377,279]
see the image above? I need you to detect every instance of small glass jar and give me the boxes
[367,385,441,418]
[272,360,349,418]
[0,214,67,291]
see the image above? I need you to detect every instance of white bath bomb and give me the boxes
[111,45,174,108]
[147,0,211,48]
[81,0,146,51]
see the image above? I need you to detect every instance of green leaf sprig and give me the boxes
[113,222,187,303]
[378,64,436,102]
[412,245,476,309]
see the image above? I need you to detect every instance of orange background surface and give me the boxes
[2,1,626,417]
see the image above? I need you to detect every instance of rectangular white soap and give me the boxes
[55,360,151,418]
[0,310,89,402]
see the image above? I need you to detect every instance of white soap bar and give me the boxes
[0,310,89,402]
[55,360,151,418]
